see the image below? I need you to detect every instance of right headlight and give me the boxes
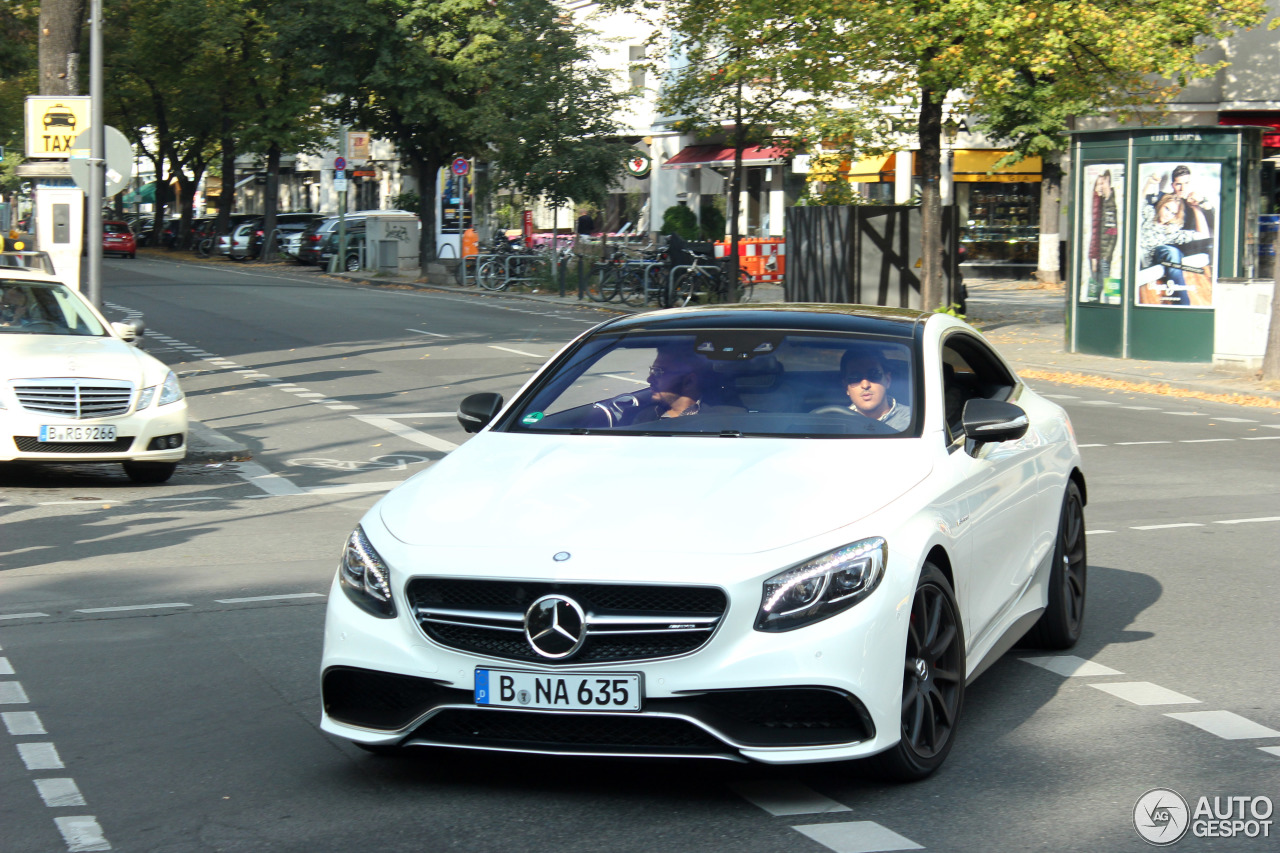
[755,537,887,632]
[338,526,396,618]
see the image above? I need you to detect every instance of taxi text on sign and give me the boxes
[25,96,92,158]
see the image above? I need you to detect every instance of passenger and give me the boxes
[0,285,40,327]
[840,347,911,430]
[641,346,708,419]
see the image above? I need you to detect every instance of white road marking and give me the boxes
[36,778,87,807]
[1180,438,1232,443]
[1164,710,1280,740]
[3,711,46,735]
[1090,682,1200,706]
[326,404,359,411]
[1242,436,1280,440]
[1078,443,1107,448]
[74,603,191,614]
[18,741,65,770]
[1076,400,1119,405]
[792,821,923,853]
[1120,405,1159,410]
[1259,746,1280,758]
[1115,441,1171,445]
[292,392,327,398]
[352,413,459,452]
[731,780,852,816]
[0,682,30,703]
[1085,529,1115,535]
[1043,394,1079,399]
[234,461,307,496]
[601,372,649,385]
[1211,417,1258,423]
[1020,656,1123,677]
[214,593,325,604]
[1215,516,1280,524]
[488,345,543,357]
[1130,523,1203,530]
[407,328,448,337]
[0,657,12,675]
[305,481,406,495]
[54,815,112,851]
[1164,411,1206,416]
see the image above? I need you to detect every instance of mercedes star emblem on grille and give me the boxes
[524,594,586,659]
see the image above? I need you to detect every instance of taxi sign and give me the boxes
[25,96,91,158]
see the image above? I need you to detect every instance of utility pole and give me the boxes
[86,0,104,305]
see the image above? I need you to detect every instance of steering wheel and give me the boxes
[592,394,642,427]
[809,404,879,428]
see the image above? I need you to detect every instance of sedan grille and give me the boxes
[14,436,136,454]
[13,379,135,418]
[411,708,726,755]
[406,579,728,665]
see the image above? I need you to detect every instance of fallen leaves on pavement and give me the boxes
[1020,368,1280,409]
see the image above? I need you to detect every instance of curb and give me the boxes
[185,420,253,464]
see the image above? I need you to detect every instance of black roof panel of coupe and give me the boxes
[599,304,929,338]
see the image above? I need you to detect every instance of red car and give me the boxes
[102,221,137,258]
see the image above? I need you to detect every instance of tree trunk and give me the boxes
[728,82,745,300]
[216,112,236,234]
[1037,155,1063,284]
[412,152,443,274]
[1262,270,1280,381]
[918,87,944,312]
[38,0,86,96]
[261,143,281,261]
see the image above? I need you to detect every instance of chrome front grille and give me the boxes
[406,579,728,665]
[13,379,135,419]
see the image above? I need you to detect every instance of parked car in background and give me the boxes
[318,226,367,272]
[217,217,263,260]
[101,221,137,258]
[254,212,323,260]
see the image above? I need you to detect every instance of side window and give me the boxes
[941,334,1018,442]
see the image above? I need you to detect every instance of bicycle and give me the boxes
[672,252,755,306]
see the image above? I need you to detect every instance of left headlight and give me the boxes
[755,537,887,632]
[136,371,184,409]
[338,525,396,618]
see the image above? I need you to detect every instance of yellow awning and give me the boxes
[845,153,896,182]
[951,150,1042,183]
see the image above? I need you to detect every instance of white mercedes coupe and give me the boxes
[320,304,1086,780]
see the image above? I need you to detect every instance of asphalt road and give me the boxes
[1,256,1277,853]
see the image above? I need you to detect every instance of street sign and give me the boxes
[451,157,470,177]
[24,96,91,158]
[335,156,346,171]
[334,176,349,192]
[69,126,134,196]
[348,132,371,162]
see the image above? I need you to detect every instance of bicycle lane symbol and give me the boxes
[285,454,433,471]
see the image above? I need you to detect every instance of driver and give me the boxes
[841,347,911,430]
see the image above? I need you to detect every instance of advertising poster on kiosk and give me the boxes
[1135,162,1220,308]
[1080,163,1124,304]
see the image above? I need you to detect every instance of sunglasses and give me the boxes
[845,368,885,384]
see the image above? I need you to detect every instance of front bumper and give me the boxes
[319,557,914,764]
[0,400,188,463]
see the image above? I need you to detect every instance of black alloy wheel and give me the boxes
[1026,480,1087,649]
[873,562,965,782]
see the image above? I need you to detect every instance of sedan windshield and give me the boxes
[0,280,108,336]
[506,329,918,438]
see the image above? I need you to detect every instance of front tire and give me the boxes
[123,461,177,483]
[1026,480,1087,649]
[873,562,965,782]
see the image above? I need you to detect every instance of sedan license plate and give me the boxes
[475,669,641,712]
[39,424,118,443]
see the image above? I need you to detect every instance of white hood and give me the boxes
[2,335,161,383]
[380,433,933,557]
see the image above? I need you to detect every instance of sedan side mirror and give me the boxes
[961,399,1029,445]
[457,392,504,433]
[111,319,145,343]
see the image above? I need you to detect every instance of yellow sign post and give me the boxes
[25,96,91,158]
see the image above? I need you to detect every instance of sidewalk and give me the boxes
[329,264,1280,406]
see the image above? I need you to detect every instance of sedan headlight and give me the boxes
[338,526,396,618]
[136,371,184,409]
[755,537,887,632]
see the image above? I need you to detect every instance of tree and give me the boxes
[38,0,85,96]
[0,0,39,198]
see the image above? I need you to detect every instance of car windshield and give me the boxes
[505,329,919,438]
[0,280,108,336]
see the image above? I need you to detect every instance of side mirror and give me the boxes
[961,399,1029,445]
[457,392,504,434]
[111,319,145,343]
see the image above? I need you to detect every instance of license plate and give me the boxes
[39,424,118,442]
[475,669,642,712]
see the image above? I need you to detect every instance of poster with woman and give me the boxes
[1135,162,1220,308]
[1080,164,1124,304]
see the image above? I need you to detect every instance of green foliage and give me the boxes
[0,0,38,157]
[660,204,699,240]
[391,192,422,212]
[698,204,725,240]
